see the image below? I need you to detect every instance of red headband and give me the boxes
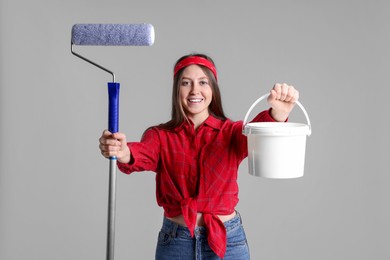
[174,56,218,81]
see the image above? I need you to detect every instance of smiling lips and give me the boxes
[188,98,204,103]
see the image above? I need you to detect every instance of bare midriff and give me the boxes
[167,211,236,227]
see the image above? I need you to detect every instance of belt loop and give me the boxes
[171,222,178,238]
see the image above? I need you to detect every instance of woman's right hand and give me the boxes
[99,130,131,164]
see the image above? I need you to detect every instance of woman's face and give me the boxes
[179,65,213,122]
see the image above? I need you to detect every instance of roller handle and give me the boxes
[107,82,120,260]
[108,82,120,134]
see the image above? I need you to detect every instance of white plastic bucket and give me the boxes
[242,94,312,178]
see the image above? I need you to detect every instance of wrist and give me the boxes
[270,108,289,122]
[118,147,131,164]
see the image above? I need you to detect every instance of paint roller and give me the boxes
[71,23,155,260]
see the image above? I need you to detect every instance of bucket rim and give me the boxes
[244,122,310,136]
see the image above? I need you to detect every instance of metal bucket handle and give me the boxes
[243,93,312,136]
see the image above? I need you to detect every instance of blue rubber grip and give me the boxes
[108,82,120,134]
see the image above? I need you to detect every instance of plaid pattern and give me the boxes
[118,110,275,258]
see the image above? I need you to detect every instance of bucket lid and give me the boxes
[243,122,310,136]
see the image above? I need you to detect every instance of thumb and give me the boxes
[112,132,127,147]
[267,89,278,103]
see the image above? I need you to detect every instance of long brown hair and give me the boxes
[158,53,227,130]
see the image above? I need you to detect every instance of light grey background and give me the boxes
[1,0,389,259]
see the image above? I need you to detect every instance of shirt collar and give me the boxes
[175,114,223,132]
[203,114,223,130]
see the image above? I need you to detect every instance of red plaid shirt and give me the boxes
[118,109,275,258]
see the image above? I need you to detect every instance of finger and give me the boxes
[99,144,112,156]
[100,144,112,158]
[100,144,120,157]
[100,131,125,145]
[99,142,119,151]
[287,87,299,103]
[273,83,282,89]
[99,137,119,146]
[280,83,290,100]
[102,129,112,137]
[112,132,128,148]
[284,85,296,102]
[269,89,278,101]
[273,83,282,99]
[101,150,115,158]
[112,132,127,142]
[99,130,112,144]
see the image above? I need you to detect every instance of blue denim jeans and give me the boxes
[155,212,250,260]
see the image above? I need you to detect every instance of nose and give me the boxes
[190,82,200,94]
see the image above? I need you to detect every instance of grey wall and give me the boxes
[1,0,389,259]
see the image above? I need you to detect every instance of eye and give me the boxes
[199,80,209,86]
[181,80,191,86]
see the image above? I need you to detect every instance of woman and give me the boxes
[99,53,299,259]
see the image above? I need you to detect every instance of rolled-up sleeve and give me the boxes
[117,128,160,174]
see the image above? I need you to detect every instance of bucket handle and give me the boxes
[243,93,312,136]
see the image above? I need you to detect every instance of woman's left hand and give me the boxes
[267,83,299,122]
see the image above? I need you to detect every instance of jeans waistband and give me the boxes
[161,212,242,238]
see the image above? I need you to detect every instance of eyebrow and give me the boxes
[181,76,209,80]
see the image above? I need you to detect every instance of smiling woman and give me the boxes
[98,53,300,259]
[162,54,227,130]
[179,65,213,129]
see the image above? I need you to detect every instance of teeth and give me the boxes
[189,98,203,103]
